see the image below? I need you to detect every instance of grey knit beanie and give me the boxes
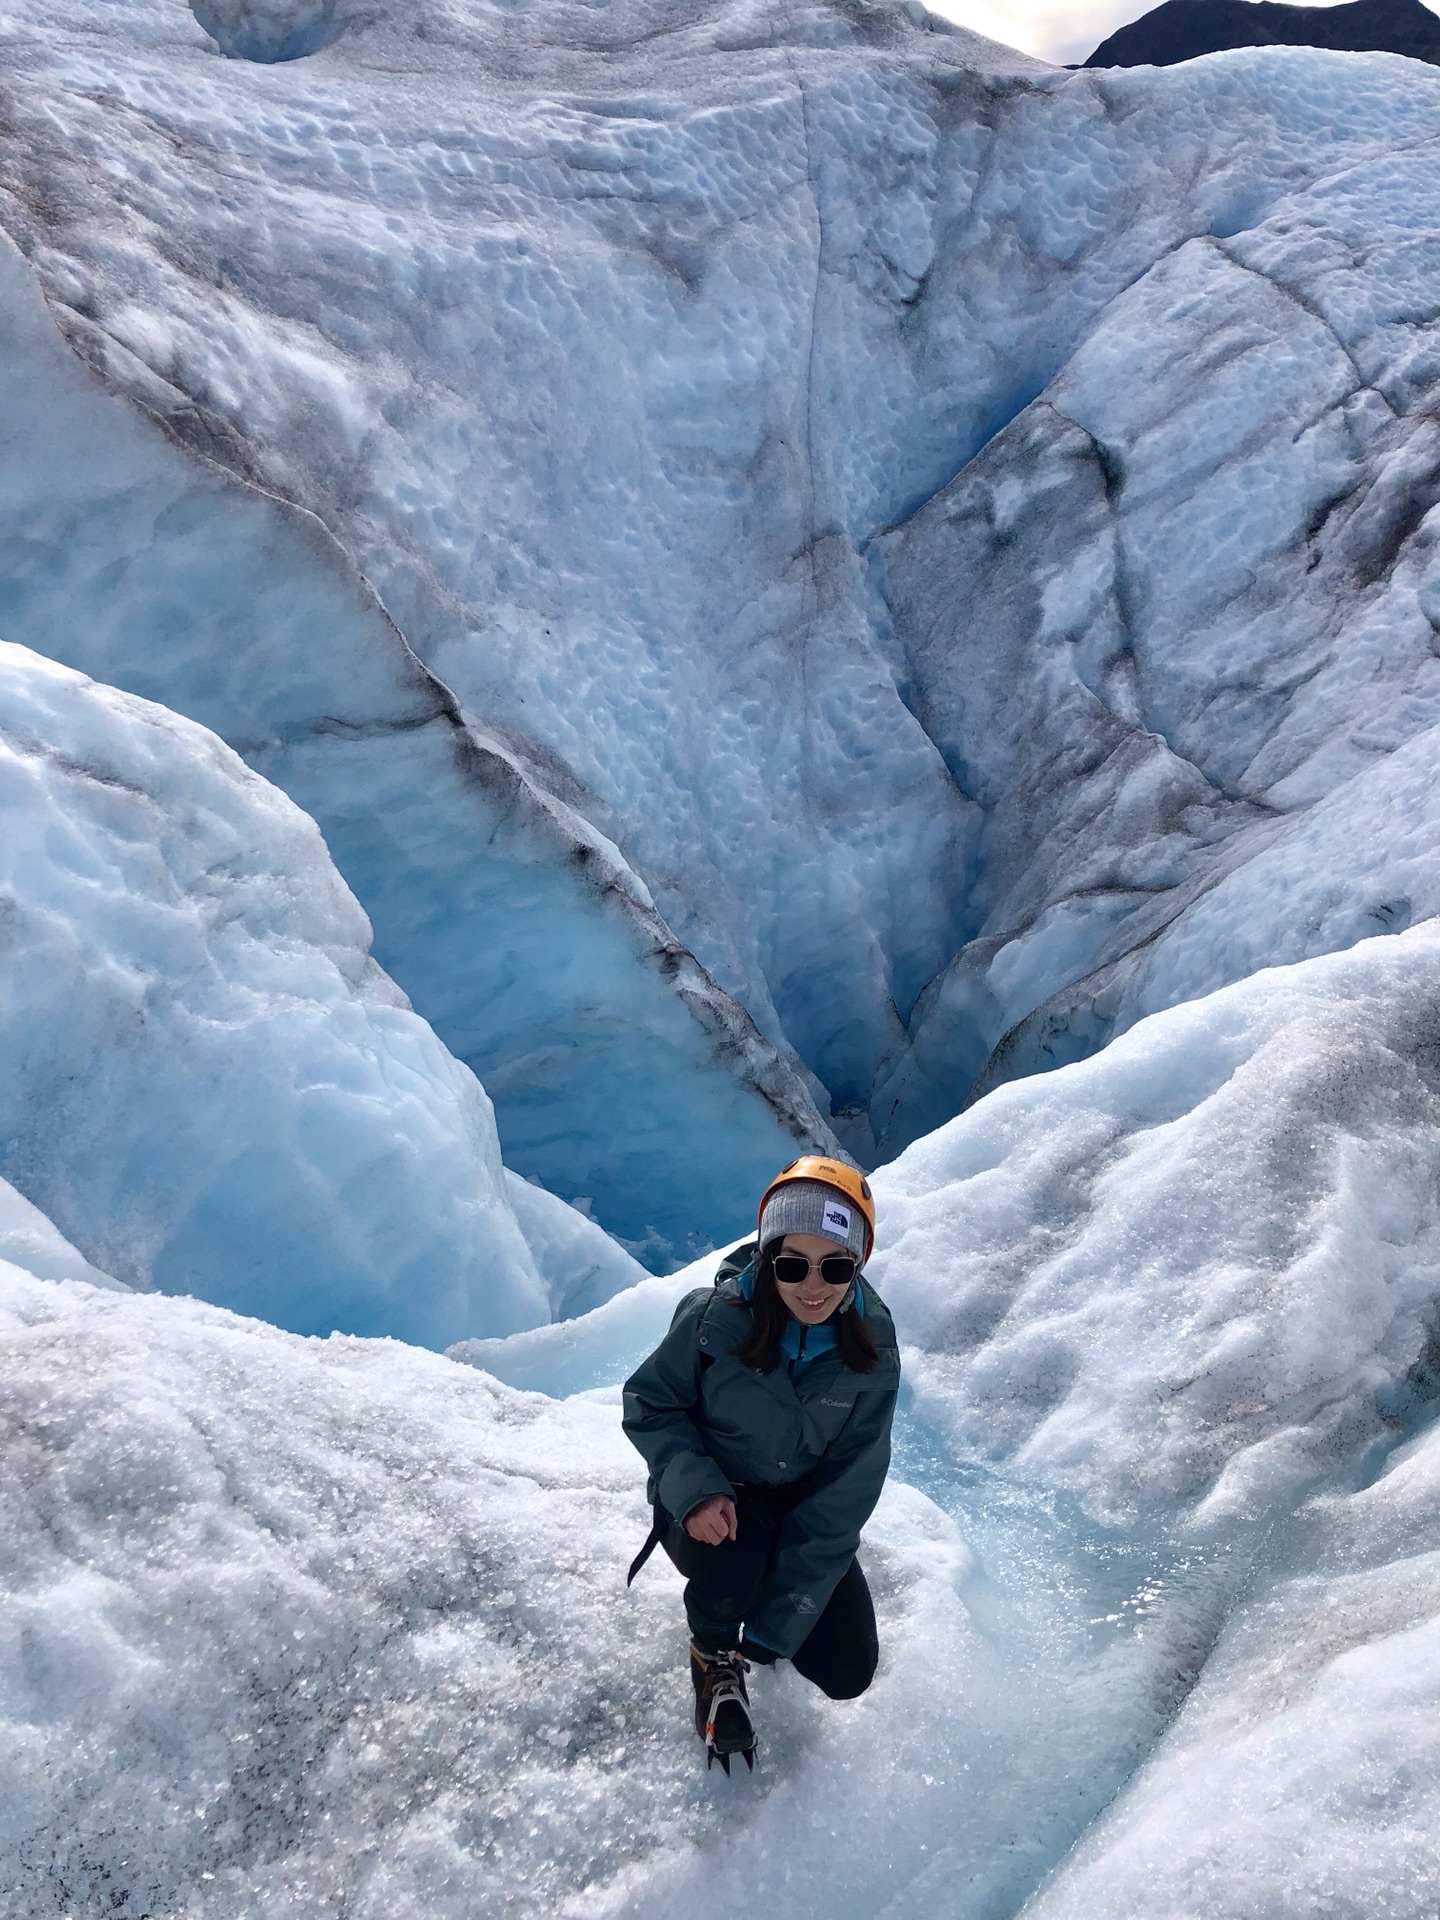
[757,1178,868,1263]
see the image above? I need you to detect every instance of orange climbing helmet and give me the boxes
[757,1155,875,1263]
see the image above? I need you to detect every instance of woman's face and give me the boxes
[774,1232,854,1325]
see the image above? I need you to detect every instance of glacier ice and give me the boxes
[876,200,1440,1143]
[191,0,345,64]
[5,0,1440,1908]
[0,637,560,1346]
[870,922,1440,1534]
[1026,1465,1440,1917]
[6,2,1440,1158]
[447,1238,740,1397]
[1024,1377,1440,1917]
[9,927,1440,1916]
[0,222,831,1264]
[501,1169,650,1321]
[0,1175,126,1294]
[0,1250,980,1920]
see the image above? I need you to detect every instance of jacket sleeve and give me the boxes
[621,1293,736,1523]
[745,1378,896,1658]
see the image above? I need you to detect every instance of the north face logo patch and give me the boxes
[821,1201,851,1237]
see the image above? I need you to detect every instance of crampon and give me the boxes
[690,1643,756,1773]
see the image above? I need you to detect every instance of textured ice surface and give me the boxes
[502,1170,649,1321]
[0,223,830,1263]
[870,923,1440,1534]
[877,196,1440,1142]
[1024,1407,1440,1918]
[448,1239,737,1396]
[0,1177,126,1294]
[0,1261,979,1920]
[0,638,558,1346]
[10,929,1440,1916]
[5,3,1440,1158]
[5,4,1440,1907]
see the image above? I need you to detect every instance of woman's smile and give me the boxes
[774,1232,853,1323]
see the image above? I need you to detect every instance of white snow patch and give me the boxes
[0,1266,974,1920]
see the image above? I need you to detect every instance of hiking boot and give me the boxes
[689,1641,755,1772]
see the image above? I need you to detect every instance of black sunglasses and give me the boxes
[772,1251,857,1288]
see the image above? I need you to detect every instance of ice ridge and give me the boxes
[0,222,833,1267]
[4,0,1440,1170]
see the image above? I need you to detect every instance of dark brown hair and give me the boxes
[735,1242,879,1375]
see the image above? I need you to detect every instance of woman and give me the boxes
[622,1156,900,1771]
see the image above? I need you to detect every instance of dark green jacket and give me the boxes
[621,1245,901,1657]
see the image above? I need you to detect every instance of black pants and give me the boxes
[660,1483,879,1700]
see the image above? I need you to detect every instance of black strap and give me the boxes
[626,1506,667,1586]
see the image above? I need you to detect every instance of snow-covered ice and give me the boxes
[871,922,1440,1533]
[469,924,1440,1917]
[1024,1381,1440,1917]
[0,1245,979,1920]
[0,637,560,1346]
[5,0,1440,1909]
[10,926,1440,1915]
[448,1236,746,1397]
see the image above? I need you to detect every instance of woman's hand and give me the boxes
[684,1494,737,1544]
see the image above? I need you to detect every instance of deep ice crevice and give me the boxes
[1,14,1440,1912]
[869,194,1440,1138]
[0,223,834,1264]
[12,11,1440,1168]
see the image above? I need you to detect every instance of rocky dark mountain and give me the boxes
[1086,0,1440,67]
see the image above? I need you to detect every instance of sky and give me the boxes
[925,0,1146,63]
[926,0,1435,67]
